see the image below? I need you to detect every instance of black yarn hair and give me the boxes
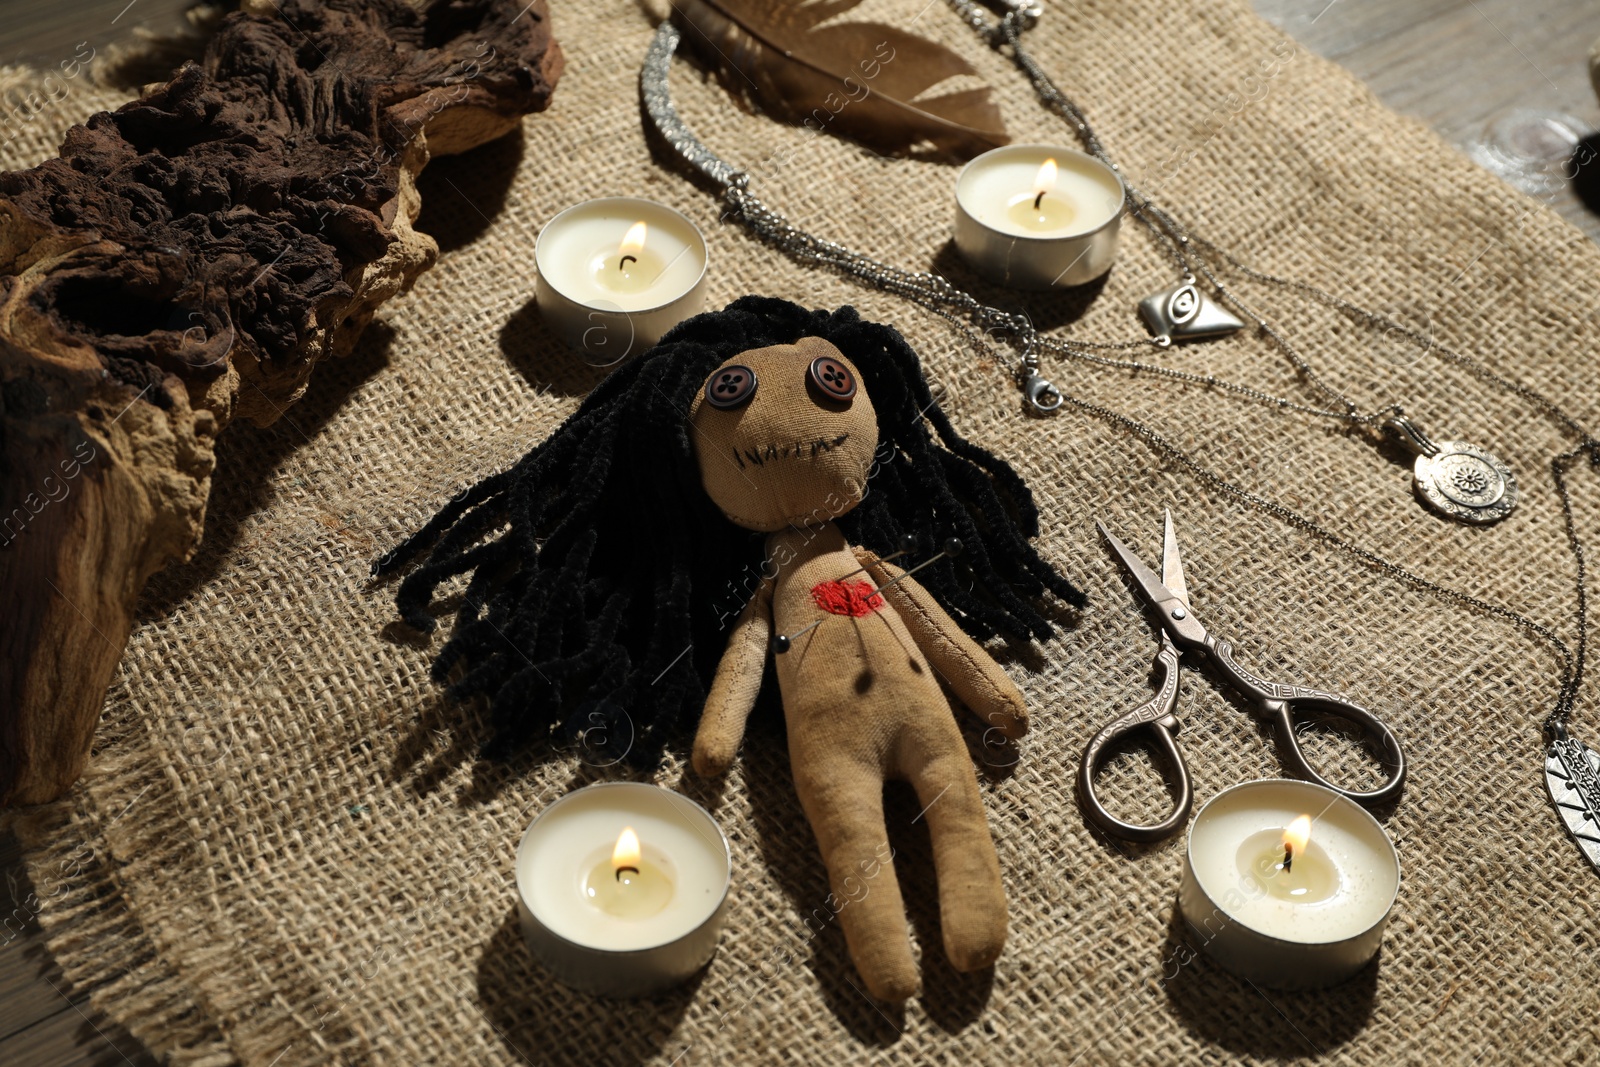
[375,296,1085,763]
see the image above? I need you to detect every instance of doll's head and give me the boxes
[378,297,1083,762]
[688,335,878,532]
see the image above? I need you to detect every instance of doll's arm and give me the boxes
[853,547,1028,741]
[692,579,773,776]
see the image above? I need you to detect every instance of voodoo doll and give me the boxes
[379,297,1083,999]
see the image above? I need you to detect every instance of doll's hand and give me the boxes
[692,580,772,777]
[692,729,739,777]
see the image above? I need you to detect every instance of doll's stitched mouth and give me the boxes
[731,433,849,470]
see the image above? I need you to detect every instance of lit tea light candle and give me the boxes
[1179,779,1400,990]
[954,144,1125,289]
[1005,158,1074,232]
[516,782,731,998]
[534,197,709,364]
[591,222,662,296]
[584,826,673,918]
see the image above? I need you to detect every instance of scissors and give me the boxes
[1078,511,1406,842]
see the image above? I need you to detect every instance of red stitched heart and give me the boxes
[810,579,884,617]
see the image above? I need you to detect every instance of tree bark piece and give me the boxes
[0,0,563,805]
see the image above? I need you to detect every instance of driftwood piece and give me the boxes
[0,0,563,805]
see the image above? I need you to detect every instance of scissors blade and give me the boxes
[1096,520,1184,614]
[1162,510,1190,611]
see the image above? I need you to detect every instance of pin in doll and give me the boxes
[377,296,1083,1000]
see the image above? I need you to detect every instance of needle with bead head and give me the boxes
[773,619,821,654]
[867,537,963,598]
[831,532,920,582]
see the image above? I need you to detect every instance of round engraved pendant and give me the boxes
[1412,440,1517,524]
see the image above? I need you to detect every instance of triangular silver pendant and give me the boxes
[1138,281,1246,343]
[1545,732,1600,875]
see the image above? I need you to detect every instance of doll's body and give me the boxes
[769,524,1015,998]
[689,337,1029,999]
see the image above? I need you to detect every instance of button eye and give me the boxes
[807,355,856,402]
[705,364,757,409]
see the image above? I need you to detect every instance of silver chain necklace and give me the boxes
[639,6,1600,868]
[952,0,1532,525]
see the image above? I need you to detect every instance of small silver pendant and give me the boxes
[1138,280,1246,343]
[1414,440,1518,524]
[1546,734,1600,875]
[1387,415,1518,524]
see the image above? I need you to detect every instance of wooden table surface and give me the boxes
[1259,0,1600,243]
[2,1,1597,1064]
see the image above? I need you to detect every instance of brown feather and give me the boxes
[669,0,1009,160]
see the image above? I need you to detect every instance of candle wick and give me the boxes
[1032,191,1045,211]
[615,865,639,881]
[1282,843,1294,874]
[619,255,638,270]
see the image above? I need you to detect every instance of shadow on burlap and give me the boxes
[6,0,1600,1062]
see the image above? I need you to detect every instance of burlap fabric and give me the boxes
[6,0,1600,1062]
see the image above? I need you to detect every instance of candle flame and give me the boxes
[619,221,648,260]
[1283,814,1312,855]
[612,826,641,871]
[1032,158,1058,199]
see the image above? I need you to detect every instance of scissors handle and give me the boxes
[1078,635,1194,842]
[1208,638,1407,806]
